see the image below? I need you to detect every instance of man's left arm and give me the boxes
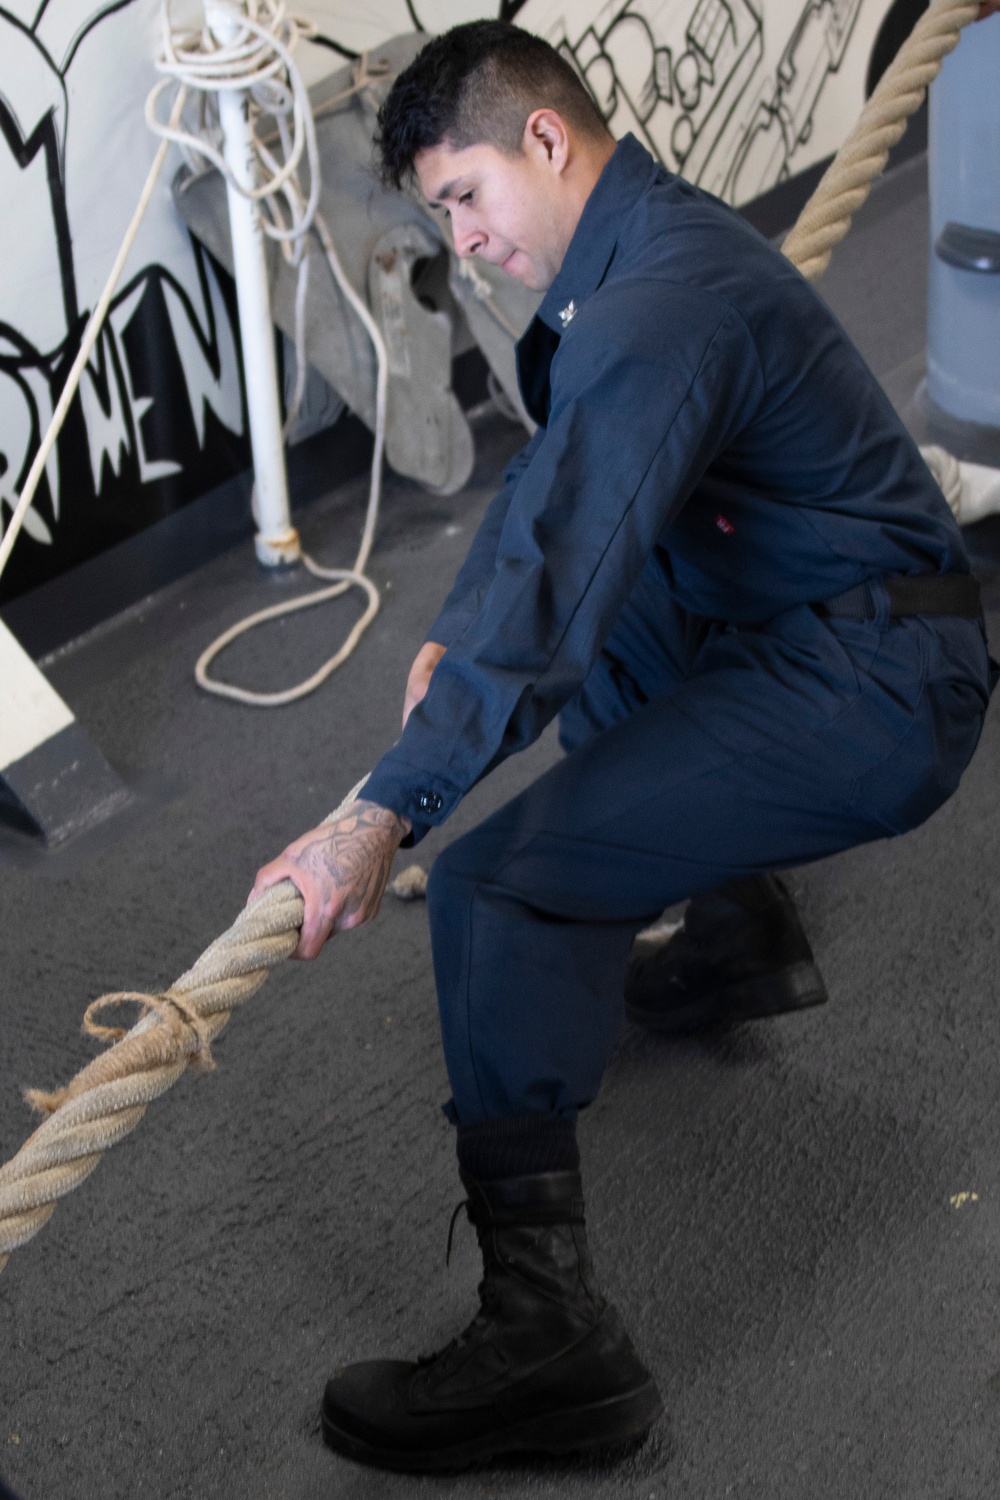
[363,280,764,838]
[251,281,762,954]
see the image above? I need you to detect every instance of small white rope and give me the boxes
[149,0,393,705]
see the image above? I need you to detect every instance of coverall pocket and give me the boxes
[847,651,989,837]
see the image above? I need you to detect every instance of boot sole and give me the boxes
[321,1379,664,1474]
[626,959,828,1035]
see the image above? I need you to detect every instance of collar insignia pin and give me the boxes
[558,299,577,328]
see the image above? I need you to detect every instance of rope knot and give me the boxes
[83,990,218,1074]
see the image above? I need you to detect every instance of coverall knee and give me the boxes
[426,590,992,1126]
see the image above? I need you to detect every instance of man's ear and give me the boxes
[523,108,570,171]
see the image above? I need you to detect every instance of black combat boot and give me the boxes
[625,874,827,1034]
[321,1170,662,1472]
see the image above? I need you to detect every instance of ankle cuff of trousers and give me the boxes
[456,1115,580,1181]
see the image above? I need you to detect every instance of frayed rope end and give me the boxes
[23,1085,68,1118]
[21,990,218,1120]
[86,990,217,1072]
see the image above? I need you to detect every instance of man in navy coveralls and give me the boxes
[251,20,996,1472]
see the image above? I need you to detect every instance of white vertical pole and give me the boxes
[206,0,300,566]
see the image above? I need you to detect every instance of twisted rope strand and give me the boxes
[0,780,363,1273]
[0,0,981,1275]
[781,0,978,281]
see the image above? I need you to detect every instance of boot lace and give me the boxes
[414,1198,500,1372]
[444,1196,468,1268]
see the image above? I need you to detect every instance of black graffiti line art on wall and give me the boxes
[309,0,879,208]
[538,0,867,205]
[0,0,247,602]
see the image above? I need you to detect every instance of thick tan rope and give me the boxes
[0,779,365,1273]
[0,0,982,1277]
[782,0,978,281]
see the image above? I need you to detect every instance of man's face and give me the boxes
[415,132,570,293]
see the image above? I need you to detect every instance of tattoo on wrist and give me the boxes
[299,799,409,924]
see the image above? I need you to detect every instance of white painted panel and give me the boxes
[296,0,898,207]
[0,620,75,771]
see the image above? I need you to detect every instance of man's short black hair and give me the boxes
[376,21,610,190]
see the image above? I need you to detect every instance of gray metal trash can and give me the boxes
[927,15,1000,435]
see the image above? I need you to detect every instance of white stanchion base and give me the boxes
[253,527,302,568]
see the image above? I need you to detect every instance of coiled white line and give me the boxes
[149,0,391,705]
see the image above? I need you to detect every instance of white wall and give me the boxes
[0,0,902,592]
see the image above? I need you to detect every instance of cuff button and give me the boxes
[417,790,444,814]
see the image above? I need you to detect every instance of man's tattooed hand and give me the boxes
[248,799,413,959]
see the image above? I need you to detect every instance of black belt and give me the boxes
[819,573,981,622]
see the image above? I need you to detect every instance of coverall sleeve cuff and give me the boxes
[362,755,462,846]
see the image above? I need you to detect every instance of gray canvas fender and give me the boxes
[448,254,539,432]
[172,33,540,489]
[368,220,474,493]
